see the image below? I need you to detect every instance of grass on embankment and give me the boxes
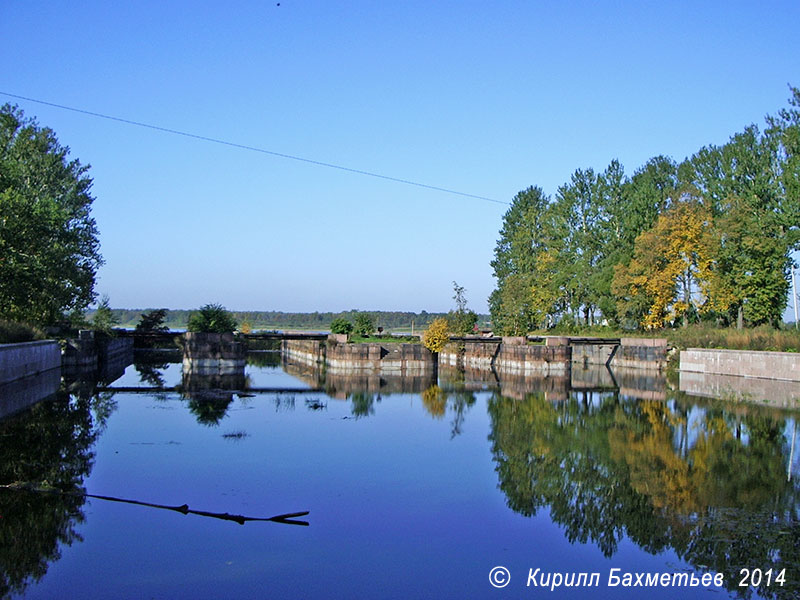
[530,324,800,353]
[349,335,420,344]
[0,320,45,344]
[665,325,800,353]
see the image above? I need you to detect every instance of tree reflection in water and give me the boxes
[0,391,114,597]
[421,385,476,438]
[488,391,800,599]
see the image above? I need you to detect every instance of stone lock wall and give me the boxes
[0,340,61,385]
[614,338,667,370]
[680,348,800,382]
[326,342,434,374]
[494,342,572,375]
[183,332,247,375]
[281,338,325,366]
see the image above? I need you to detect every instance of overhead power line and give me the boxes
[0,91,508,206]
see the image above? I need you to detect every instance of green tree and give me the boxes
[490,272,535,335]
[681,124,792,326]
[91,294,119,335]
[187,303,238,333]
[0,105,102,325]
[135,308,170,333]
[447,281,478,335]
[353,313,375,336]
[330,317,353,335]
[489,186,552,330]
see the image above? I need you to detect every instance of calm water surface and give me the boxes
[1,351,799,599]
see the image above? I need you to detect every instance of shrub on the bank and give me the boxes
[330,318,353,335]
[422,318,450,353]
[187,303,238,334]
[0,320,45,343]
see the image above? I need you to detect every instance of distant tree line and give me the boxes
[490,87,800,333]
[99,308,489,332]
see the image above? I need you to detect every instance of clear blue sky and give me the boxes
[2,1,799,315]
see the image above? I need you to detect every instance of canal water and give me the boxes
[1,351,798,599]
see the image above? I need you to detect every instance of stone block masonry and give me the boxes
[281,338,325,366]
[326,342,433,374]
[614,338,667,370]
[183,332,247,375]
[680,348,800,382]
[495,343,572,375]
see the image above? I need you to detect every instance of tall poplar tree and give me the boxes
[0,105,102,325]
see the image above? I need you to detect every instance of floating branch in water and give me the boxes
[0,482,309,526]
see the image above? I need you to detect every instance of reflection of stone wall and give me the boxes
[571,366,617,390]
[613,367,666,401]
[497,372,570,402]
[181,371,247,391]
[0,368,61,420]
[680,370,800,408]
[324,371,435,399]
[438,364,499,391]
[282,356,324,387]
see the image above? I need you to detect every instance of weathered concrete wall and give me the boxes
[62,333,134,385]
[183,332,246,375]
[62,330,98,370]
[98,336,134,364]
[571,344,617,367]
[442,339,571,377]
[281,339,325,366]
[614,338,667,370]
[326,342,434,374]
[440,341,502,370]
[0,340,61,385]
[494,343,572,376]
[680,348,800,382]
[679,370,800,408]
[282,338,434,374]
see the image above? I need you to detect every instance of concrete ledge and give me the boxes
[0,340,61,385]
[680,348,800,382]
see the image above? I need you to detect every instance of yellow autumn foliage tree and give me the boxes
[613,200,725,329]
[422,317,450,353]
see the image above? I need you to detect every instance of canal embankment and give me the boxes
[0,340,62,419]
[680,348,800,381]
[282,335,668,377]
[0,340,61,385]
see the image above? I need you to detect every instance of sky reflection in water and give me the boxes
[1,354,799,599]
